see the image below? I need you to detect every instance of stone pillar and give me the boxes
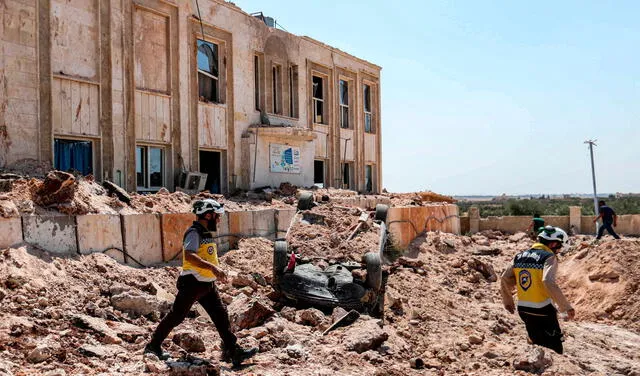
[469,206,480,234]
[569,206,582,235]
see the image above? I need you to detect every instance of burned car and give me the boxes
[272,192,389,316]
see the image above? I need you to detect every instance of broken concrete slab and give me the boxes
[121,214,162,266]
[22,215,77,254]
[76,214,123,263]
[0,217,22,249]
[161,213,195,262]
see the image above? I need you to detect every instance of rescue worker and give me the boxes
[500,226,575,354]
[525,214,545,240]
[144,199,258,366]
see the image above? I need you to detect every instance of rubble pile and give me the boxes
[1,223,640,374]
[287,204,382,262]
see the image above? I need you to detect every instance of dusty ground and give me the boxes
[1,222,639,375]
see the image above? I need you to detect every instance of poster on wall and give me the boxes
[270,143,301,174]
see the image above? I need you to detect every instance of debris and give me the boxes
[298,308,326,327]
[323,309,360,335]
[173,331,206,353]
[342,319,388,353]
[102,180,131,204]
[513,347,552,373]
[227,295,275,330]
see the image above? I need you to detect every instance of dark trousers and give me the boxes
[597,222,620,239]
[150,274,237,349]
[518,305,563,354]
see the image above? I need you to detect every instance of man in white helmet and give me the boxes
[500,226,575,354]
[145,199,257,366]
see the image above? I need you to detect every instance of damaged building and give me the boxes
[0,0,382,194]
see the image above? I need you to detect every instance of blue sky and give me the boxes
[235,1,639,195]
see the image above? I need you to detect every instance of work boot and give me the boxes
[222,345,258,367]
[144,343,170,360]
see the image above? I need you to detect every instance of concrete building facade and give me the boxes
[0,0,382,193]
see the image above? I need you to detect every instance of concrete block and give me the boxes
[276,208,297,238]
[569,206,582,234]
[121,214,162,267]
[0,217,23,249]
[161,213,195,262]
[76,214,124,263]
[252,209,276,239]
[215,214,230,253]
[387,205,460,250]
[228,211,253,249]
[22,215,77,254]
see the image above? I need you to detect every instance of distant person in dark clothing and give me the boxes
[593,200,621,240]
[526,214,545,239]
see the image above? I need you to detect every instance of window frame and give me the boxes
[271,64,282,115]
[312,75,326,125]
[197,39,220,103]
[136,145,165,191]
[365,164,374,192]
[339,79,350,129]
[254,55,260,111]
[364,84,373,133]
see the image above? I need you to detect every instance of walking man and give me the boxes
[500,226,575,354]
[593,200,621,240]
[145,199,257,366]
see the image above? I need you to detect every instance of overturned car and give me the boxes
[272,193,389,316]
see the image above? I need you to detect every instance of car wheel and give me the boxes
[364,252,382,291]
[374,204,388,223]
[297,192,314,211]
[273,240,289,287]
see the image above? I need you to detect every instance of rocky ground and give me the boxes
[1,203,639,376]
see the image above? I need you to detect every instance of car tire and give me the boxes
[297,192,314,211]
[364,252,382,291]
[273,240,289,287]
[374,204,388,223]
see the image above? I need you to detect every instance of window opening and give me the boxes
[254,55,260,110]
[136,146,164,190]
[365,165,373,192]
[54,139,93,176]
[197,39,219,103]
[340,80,349,129]
[312,75,324,124]
[272,65,281,114]
[364,84,373,133]
[342,162,351,189]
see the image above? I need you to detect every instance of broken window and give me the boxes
[54,139,93,176]
[272,64,282,114]
[364,84,373,133]
[340,80,349,129]
[289,65,298,118]
[197,39,219,103]
[312,75,324,124]
[365,165,373,192]
[254,55,260,110]
[136,146,164,190]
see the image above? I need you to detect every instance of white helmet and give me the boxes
[538,226,568,245]
[192,199,224,216]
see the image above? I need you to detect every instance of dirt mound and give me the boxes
[559,238,640,331]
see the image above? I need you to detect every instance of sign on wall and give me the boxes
[270,144,301,174]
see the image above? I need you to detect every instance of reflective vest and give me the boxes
[513,243,554,309]
[182,222,218,282]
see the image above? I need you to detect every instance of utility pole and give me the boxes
[584,139,599,234]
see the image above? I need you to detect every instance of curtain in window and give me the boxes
[54,139,92,176]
